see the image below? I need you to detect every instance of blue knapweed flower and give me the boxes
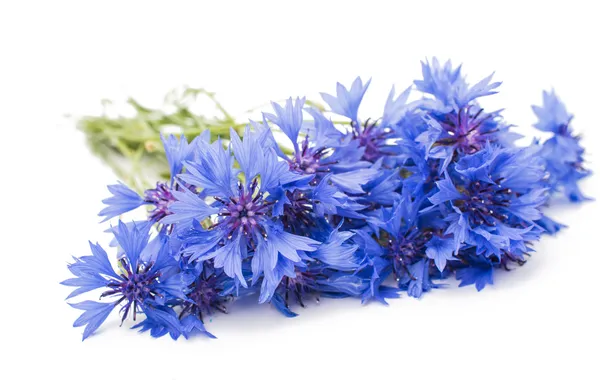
[412,59,519,165]
[376,189,451,297]
[62,221,189,340]
[263,97,379,195]
[427,143,548,265]
[132,261,235,340]
[533,90,591,202]
[99,134,199,222]
[264,220,366,315]
[418,107,515,159]
[171,262,236,339]
[163,128,325,302]
[320,78,413,164]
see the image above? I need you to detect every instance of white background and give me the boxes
[1,1,599,381]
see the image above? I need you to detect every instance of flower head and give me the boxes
[532,90,591,202]
[98,133,200,223]
[264,97,379,194]
[265,221,366,315]
[62,221,188,340]
[421,106,513,157]
[376,189,450,297]
[163,128,322,300]
[320,78,413,164]
[428,143,548,260]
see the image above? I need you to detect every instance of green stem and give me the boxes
[78,87,344,189]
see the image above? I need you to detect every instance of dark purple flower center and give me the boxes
[180,274,229,322]
[144,182,176,222]
[454,181,512,226]
[213,179,272,237]
[387,228,432,276]
[289,137,336,175]
[352,119,393,162]
[437,106,495,154]
[101,259,161,322]
[281,190,314,233]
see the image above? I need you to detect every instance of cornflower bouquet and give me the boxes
[63,59,591,340]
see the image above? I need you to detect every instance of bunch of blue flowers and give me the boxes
[63,59,591,340]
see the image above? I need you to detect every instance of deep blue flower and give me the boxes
[368,188,448,297]
[418,107,517,160]
[410,59,518,167]
[62,221,188,340]
[260,98,395,236]
[532,90,591,202]
[163,128,324,302]
[320,78,414,164]
[173,263,233,339]
[427,143,548,262]
[99,133,201,222]
[263,97,379,195]
[267,222,366,316]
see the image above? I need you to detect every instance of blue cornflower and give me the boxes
[99,133,200,222]
[320,78,413,164]
[263,97,379,195]
[264,220,367,315]
[62,221,189,340]
[533,90,591,202]
[131,260,236,340]
[418,107,516,160]
[259,98,396,235]
[173,263,235,339]
[427,143,548,262]
[163,128,323,302]
[376,189,451,297]
[412,59,518,165]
